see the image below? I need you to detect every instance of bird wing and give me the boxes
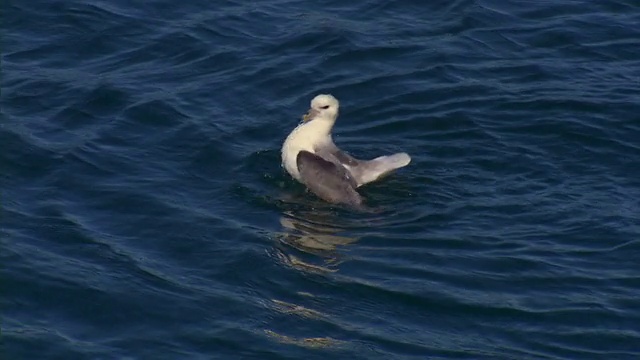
[350,152,411,186]
[296,150,363,206]
[316,143,411,187]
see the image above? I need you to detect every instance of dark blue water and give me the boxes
[3,0,640,358]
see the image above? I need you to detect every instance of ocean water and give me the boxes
[2,0,640,359]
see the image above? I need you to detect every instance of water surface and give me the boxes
[2,0,640,359]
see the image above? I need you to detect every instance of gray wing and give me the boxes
[296,150,363,206]
[316,143,411,187]
[316,143,360,167]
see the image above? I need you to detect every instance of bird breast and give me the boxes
[281,121,331,181]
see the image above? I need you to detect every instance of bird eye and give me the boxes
[320,105,330,109]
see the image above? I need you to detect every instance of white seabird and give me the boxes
[281,94,411,206]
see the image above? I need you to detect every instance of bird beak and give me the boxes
[302,108,319,122]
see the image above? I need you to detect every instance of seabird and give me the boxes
[281,94,411,206]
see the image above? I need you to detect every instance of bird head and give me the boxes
[302,94,339,123]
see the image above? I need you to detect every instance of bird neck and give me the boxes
[302,117,335,138]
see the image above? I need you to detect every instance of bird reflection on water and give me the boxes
[265,209,358,348]
[274,210,359,274]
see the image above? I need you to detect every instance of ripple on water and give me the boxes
[4,0,640,358]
